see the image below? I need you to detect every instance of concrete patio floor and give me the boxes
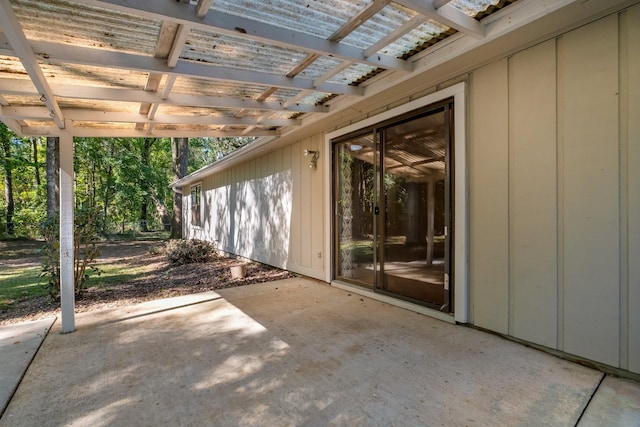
[1,277,639,426]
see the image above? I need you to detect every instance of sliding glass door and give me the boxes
[333,101,453,312]
[334,131,377,288]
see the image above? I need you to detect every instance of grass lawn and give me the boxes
[0,266,47,310]
[0,235,167,310]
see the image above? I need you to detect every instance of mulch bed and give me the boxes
[0,241,294,325]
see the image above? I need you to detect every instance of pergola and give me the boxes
[0,0,626,332]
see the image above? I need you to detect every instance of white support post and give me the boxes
[59,124,75,333]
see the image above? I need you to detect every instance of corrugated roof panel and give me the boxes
[172,76,270,99]
[2,95,41,106]
[155,105,251,117]
[183,28,306,75]
[449,0,500,17]
[269,89,305,104]
[298,56,343,80]
[300,91,334,105]
[389,20,451,57]
[210,0,372,39]
[11,0,161,56]
[154,124,226,132]
[22,119,56,127]
[0,55,29,78]
[327,63,378,85]
[56,98,141,113]
[268,110,298,120]
[341,4,415,50]
[39,62,149,89]
[73,121,133,129]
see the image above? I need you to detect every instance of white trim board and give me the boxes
[324,82,469,324]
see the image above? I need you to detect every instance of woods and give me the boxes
[0,123,253,239]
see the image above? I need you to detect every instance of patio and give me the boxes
[2,277,639,426]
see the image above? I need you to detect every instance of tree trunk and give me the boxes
[32,137,41,187]
[101,139,115,234]
[139,138,155,232]
[170,137,188,239]
[46,137,60,219]
[1,131,14,234]
[151,194,171,232]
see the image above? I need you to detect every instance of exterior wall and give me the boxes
[469,9,640,372]
[186,134,326,280]
[186,6,639,374]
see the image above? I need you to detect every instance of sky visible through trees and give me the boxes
[0,123,253,237]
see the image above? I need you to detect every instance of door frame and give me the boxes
[324,82,468,323]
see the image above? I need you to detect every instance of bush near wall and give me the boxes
[165,239,219,266]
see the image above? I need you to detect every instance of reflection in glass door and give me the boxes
[334,132,377,288]
[380,107,451,310]
[333,102,452,312]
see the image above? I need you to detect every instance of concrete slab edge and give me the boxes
[574,373,606,425]
[0,317,56,420]
[470,325,640,383]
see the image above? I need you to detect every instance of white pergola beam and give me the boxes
[20,126,280,138]
[0,95,21,132]
[0,115,22,134]
[0,77,330,114]
[434,0,453,8]
[147,75,177,122]
[1,106,302,127]
[329,0,391,42]
[59,120,74,333]
[241,125,256,135]
[77,0,413,72]
[394,0,486,38]
[364,15,426,57]
[167,24,191,68]
[196,0,213,18]
[0,0,65,128]
[27,39,365,96]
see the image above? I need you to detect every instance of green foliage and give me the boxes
[40,206,103,300]
[11,204,46,239]
[188,137,255,173]
[165,239,219,266]
[0,131,253,238]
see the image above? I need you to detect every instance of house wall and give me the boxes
[187,6,640,374]
[469,9,640,373]
[186,133,326,280]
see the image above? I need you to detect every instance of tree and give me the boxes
[171,137,188,239]
[46,137,60,219]
[139,138,155,232]
[0,124,15,234]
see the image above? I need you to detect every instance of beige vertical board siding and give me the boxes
[282,146,299,268]
[508,40,558,348]
[290,141,302,266]
[558,16,620,367]
[311,133,325,271]
[624,5,640,374]
[469,59,510,334]
[300,138,313,268]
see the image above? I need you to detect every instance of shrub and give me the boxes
[165,239,218,266]
[40,206,102,301]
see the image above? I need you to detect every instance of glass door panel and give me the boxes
[334,133,377,288]
[379,108,450,310]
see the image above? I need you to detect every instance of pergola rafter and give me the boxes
[0,106,302,127]
[0,78,329,114]
[0,0,65,128]
[77,0,416,73]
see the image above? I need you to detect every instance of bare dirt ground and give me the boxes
[0,239,294,325]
